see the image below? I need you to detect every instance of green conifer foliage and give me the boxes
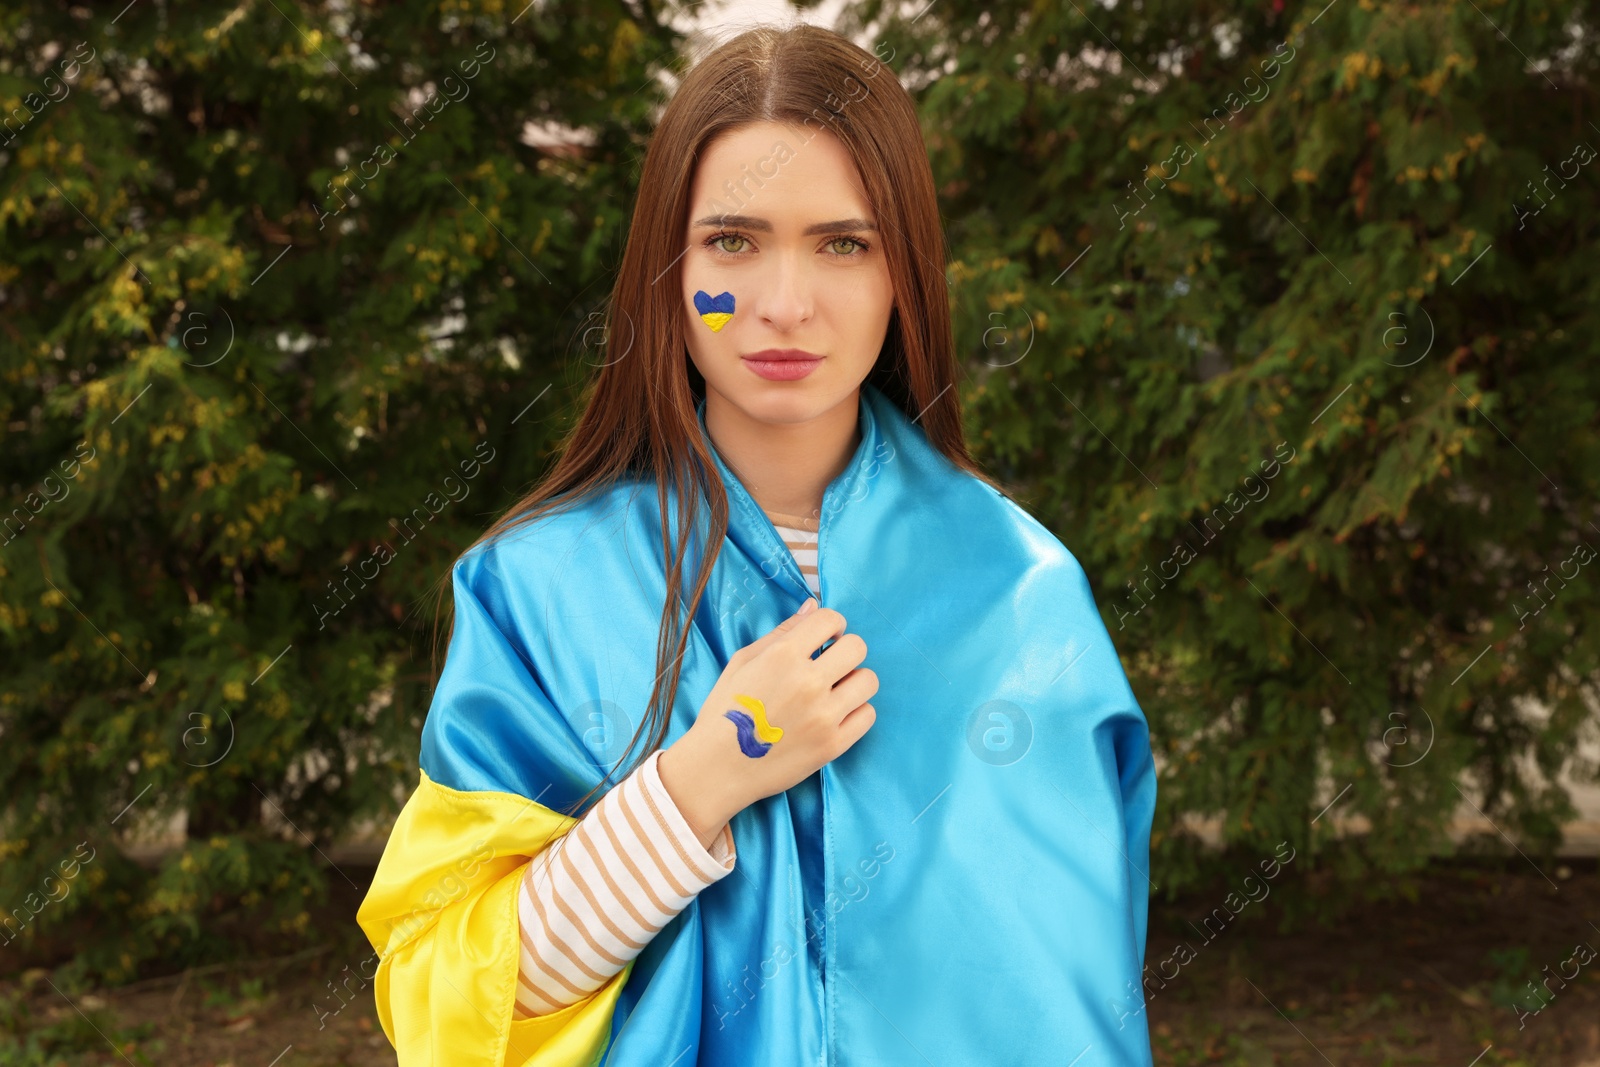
[844,0,1598,906]
[0,0,674,979]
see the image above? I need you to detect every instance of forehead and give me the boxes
[687,120,872,222]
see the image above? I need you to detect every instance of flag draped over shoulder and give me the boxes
[358,382,1159,1066]
[355,542,636,1066]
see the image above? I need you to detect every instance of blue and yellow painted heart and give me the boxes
[694,290,736,333]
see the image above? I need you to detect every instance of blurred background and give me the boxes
[2,0,1598,1063]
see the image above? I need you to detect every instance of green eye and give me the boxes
[827,237,864,255]
[713,234,748,254]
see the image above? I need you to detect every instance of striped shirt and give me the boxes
[513,505,818,1017]
[764,508,820,596]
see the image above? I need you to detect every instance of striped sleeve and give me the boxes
[512,747,738,1017]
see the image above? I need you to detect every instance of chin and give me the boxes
[708,373,825,419]
[731,386,824,422]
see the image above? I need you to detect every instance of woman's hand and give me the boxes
[658,597,878,846]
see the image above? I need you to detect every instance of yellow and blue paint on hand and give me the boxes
[695,290,736,333]
[725,693,783,758]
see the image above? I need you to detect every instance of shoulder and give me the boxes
[450,477,661,622]
[454,478,654,583]
[913,468,1110,627]
[874,391,1089,586]
[947,470,1092,584]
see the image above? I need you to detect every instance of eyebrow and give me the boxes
[691,214,878,235]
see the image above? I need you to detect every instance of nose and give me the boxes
[754,249,813,332]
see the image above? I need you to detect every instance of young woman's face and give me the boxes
[681,120,894,426]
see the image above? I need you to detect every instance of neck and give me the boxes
[702,387,862,521]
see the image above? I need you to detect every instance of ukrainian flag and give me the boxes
[356,550,633,1067]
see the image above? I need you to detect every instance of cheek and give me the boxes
[862,259,893,308]
[686,283,739,336]
[852,269,894,327]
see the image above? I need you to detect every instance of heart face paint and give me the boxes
[723,692,783,758]
[694,290,736,333]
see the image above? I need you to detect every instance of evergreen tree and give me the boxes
[0,0,675,979]
[843,0,1599,907]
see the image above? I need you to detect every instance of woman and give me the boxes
[357,22,1157,1067]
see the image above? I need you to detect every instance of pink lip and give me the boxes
[742,349,822,381]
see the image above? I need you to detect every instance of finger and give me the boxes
[778,605,849,659]
[827,668,878,720]
[836,702,876,747]
[811,631,868,683]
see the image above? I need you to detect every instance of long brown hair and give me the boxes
[428,24,1006,818]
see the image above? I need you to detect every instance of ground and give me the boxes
[2,860,1596,1066]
